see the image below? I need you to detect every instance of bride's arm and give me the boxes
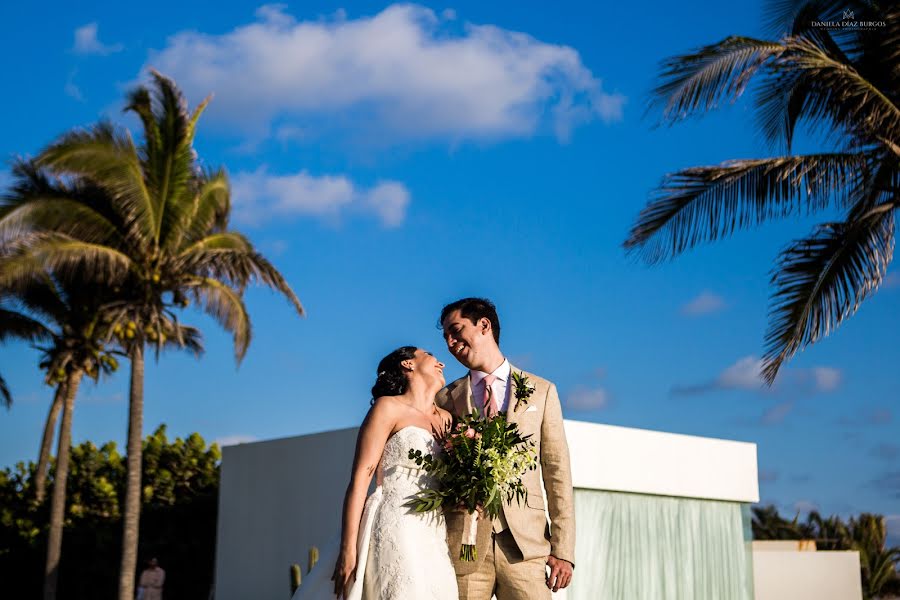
[333,398,395,598]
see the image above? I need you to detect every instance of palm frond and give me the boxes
[137,70,198,245]
[624,153,866,263]
[238,251,305,316]
[185,93,212,145]
[190,277,251,362]
[177,232,304,316]
[0,307,53,343]
[37,122,155,247]
[124,86,160,159]
[161,322,204,356]
[755,64,825,150]
[777,36,900,145]
[0,373,9,408]
[0,195,123,246]
[652,36,785,123]
[164,168,230,252]
[765,0,846,39]
[762,204,895,383]
[0,233,133,288]
[178,231,252,256]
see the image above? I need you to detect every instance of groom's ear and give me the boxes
[479,317,492,335]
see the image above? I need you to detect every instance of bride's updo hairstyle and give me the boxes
[371,346,418,404]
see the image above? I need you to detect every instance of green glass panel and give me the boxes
[567,489,755,600]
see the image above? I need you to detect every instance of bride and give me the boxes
[294,346,459,600]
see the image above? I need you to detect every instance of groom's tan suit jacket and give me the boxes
[436,366,575,565]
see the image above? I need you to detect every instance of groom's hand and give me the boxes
[545,555,573,592]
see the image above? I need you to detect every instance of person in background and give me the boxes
[137,557,165,600]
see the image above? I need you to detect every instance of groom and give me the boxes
[436,298,575,600]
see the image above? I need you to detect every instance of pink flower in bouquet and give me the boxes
[464,427,476,439]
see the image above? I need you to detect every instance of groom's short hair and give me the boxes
[440,297,501,345]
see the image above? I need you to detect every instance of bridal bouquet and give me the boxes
[406,411,538,561]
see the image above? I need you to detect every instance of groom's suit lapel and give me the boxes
[449,375,475,417]
[450,364,524,422]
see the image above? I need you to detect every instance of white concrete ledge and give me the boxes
[752,546,862,600]
[565,420,759,503]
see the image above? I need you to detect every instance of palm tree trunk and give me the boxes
[34,382,66,504]
[118,344,144,600]
[42,370,82,600]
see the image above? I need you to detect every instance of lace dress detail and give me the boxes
[294,426,457,600]
[365,426,457,599]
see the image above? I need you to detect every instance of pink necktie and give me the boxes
[482,374,498,419]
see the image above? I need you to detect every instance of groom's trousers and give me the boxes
[455,530,551,600]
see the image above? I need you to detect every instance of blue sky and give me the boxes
[1,1,898,541]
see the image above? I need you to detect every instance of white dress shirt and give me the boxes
[469,358,511,414]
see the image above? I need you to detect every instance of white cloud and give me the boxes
[672,355,841,396]
[680,290,726,316]
[230,167,410,227]
[64,70,84,101]
[761,401,794,425]
[146,4,624,142]
[718,356,764,390]
[215,434,258,447]
[811,367,841,392]
[73,23,123,56]
[566,386,609,410]
[364,181,410,227]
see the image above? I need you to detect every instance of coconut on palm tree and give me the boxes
[0,70,304,599]
[624,0,899,383]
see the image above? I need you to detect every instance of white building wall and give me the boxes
[214,428,359,600]
[214,420,760,600]
[751,545,862,600]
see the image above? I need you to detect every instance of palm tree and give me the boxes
[752,504,814,539]
[2,283,66,506]
[2,161,130,509]
[0,71,304,599]
[1,161,202,600]
[848,514,900,599]
[0,262,120,599]
[624,0,899,383]
[806,510,852,550]
[754,506,900,597]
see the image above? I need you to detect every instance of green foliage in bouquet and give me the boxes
[405,411,537,519]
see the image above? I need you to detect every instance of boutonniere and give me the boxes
[511,371,535,412]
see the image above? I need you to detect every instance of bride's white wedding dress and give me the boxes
[294,426,459,600]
